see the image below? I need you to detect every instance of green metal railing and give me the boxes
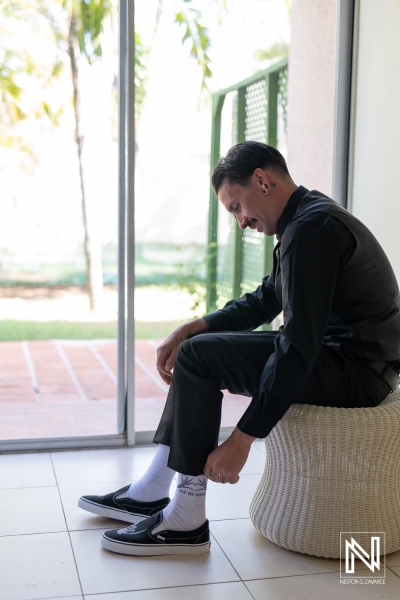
[206,58,288,314]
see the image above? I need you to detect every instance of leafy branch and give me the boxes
[174,2,212,93]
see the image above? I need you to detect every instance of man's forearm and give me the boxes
[183,317,210,337]
[203,279,281,333]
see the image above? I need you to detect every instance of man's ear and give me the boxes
[253,168,269,187]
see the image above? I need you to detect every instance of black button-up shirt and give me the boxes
[203,186,400,437]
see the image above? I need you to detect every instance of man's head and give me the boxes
[211,141,291,193]
[212,142,296,236]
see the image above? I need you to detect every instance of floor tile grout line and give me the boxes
[240,566,391,581]
[22,593,83,600]
[65,523,85,597]
[21,340,42,403]
[387,565,400,579]
[80,580,253,597]
[87,342,117,385]
[0,530,69,538]
[241,572,341,582]
[50,452,86,598]
[53,340,89,402]
[242,580,258,600]
[209,530,246,584]
[135,354,169,393]
[0,484,59,491]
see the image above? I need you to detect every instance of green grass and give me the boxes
[0,319,186,341]
[135,320,186,339]
[0,320,118,341]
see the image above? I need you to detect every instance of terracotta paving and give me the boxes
[0,339,250,440]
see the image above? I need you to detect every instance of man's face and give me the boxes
[218,174,278,236]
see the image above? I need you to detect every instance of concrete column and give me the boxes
[287,0,338,196]
[350,0,400,281]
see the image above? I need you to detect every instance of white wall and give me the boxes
[350,0,400,281]
[287,0,338,195]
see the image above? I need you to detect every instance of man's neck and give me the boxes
[274,181,298,218]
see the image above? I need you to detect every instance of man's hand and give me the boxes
[203,427,256,484]
[156,317,209,385]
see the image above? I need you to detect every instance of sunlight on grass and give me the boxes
[0,285,196,340]
[0,319,187,341]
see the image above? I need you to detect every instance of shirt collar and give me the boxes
[276,185,309,241]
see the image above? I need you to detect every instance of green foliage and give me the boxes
[0,319,117,341]
[174,1,212,93]
[0,318,189,341]
[283,0,292,17]
[134,242,206,316]
[135,0,219,117]
[0,0,65,151]
[174,244,207,317]
[134,31,148,119]
[1,0,217,133]
[255,42,289,62]
[66,0,112,62]
[0,59,25,123]
[254,0,291,66]
[175,276,206,317]
[133,319,187,340]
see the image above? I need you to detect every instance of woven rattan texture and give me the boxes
[249,387,400,558]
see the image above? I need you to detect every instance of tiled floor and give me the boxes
[0,339,249,439]
[1,443,400,600]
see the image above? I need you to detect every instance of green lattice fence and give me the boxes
[207,59,289,316]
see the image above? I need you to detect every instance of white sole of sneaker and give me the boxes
[101,535,211,556]
[78,497,146,524]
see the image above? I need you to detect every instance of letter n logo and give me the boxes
[340,532,385,578]
[345,536,380,573]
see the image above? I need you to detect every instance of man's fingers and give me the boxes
[157,364,172,378]
[165,355,175,373]
[156,368,172,385]
[158,368,173,384]
[203,464,239,484]
[156,349,170,370]
[204,464,217,481]
[156,345,179,384]
[209,474,239,484]
[156,347,174,381]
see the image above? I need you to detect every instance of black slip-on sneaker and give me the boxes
[78,485,171,524]
[101,511,211,556]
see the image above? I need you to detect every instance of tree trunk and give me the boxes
[68,12,104,311]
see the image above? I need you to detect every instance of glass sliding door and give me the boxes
[131,0,291,438]
[0,0,130,450]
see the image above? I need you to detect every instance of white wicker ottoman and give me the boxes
[249,387,400,558]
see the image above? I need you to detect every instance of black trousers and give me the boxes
[153,331,390,476]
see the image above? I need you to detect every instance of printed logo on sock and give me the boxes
[178,476,207,497]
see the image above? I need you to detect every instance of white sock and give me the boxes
[117,444,175,502]
[154,473,208,532]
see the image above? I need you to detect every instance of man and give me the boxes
[78,141,400,556]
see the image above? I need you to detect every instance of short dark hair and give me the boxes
[211,141,291,194]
